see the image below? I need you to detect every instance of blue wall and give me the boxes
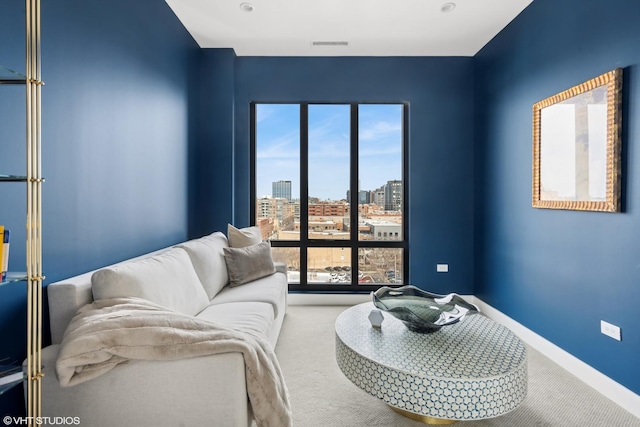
[0,0,196,415]
[475,0,640,395]
[188,49,236,237]
[228,56,476,293]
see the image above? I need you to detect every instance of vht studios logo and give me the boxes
[3,416,80,426]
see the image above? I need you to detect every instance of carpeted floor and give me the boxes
[274,305,640,427]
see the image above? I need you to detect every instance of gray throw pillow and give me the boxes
[223,241,276,287]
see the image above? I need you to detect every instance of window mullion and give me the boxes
[402,103,409,284]
[249,102,257,226]
[300,103,309,286]
[350,104,359,286]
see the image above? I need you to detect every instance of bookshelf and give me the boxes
[0,364,24,397]
[0,380,24,397]
[0,0,44,421]
[0,65,26,85]
[0,175,28,182]
[0,273,29,288]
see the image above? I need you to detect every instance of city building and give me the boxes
[384,180,403,212]
[256,217,275,240]
[308,202,350,217]
[365,221,402,241]
[358,190,371,204]
[373,187,385,207]
[272,180,292,200]
[257,197,295,229]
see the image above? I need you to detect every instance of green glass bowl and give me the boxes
[372,285,479,333]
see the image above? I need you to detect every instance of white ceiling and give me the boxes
[165,0,533,57]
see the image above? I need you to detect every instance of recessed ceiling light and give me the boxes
[441,2,456,13]
[239,2,254,12]
[311,41,349,47]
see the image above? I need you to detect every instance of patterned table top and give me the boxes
[335,302,528,421]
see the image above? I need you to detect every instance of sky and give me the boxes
[256,103,403,201]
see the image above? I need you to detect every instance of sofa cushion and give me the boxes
[196,302,275,339]
[91,247,209,316]
[176,232,229,300]
[227,224,262,248]
[223,241,276,288]
[208,271,287,318]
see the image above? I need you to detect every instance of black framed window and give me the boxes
[251,102,408,292]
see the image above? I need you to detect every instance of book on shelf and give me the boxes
[0,364,23,387]
[2,228,10,281]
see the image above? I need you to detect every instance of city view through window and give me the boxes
[253,103,406,289]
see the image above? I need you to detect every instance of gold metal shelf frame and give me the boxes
[25,0,44,422]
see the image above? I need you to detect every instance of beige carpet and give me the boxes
[274,305,640,427]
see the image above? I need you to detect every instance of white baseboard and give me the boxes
[288,292,371,306]
[471,297,640,419]
[287,292,476,307]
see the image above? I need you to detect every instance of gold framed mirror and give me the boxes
[532,68,622,212]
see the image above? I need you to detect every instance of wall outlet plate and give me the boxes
[436,264,449,273]
[601,320,621,341]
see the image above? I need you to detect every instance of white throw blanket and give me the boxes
[56,297,292,427]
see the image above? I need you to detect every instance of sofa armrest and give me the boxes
[41,344,252,427]
[274,262,287,275]
[48,279,94,344]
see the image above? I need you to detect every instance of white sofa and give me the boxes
[40,230,288,427]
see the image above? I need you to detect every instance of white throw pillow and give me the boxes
[227,223,262,248]
[176,232,229,300]
[223,241,276,287]
[91,247,209,316]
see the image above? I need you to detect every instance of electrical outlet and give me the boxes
[436,264,449,273]
[600,320,621,341]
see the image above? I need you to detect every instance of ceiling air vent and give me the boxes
[311,41,349,47]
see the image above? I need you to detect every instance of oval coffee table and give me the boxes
[335,302,527,424]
